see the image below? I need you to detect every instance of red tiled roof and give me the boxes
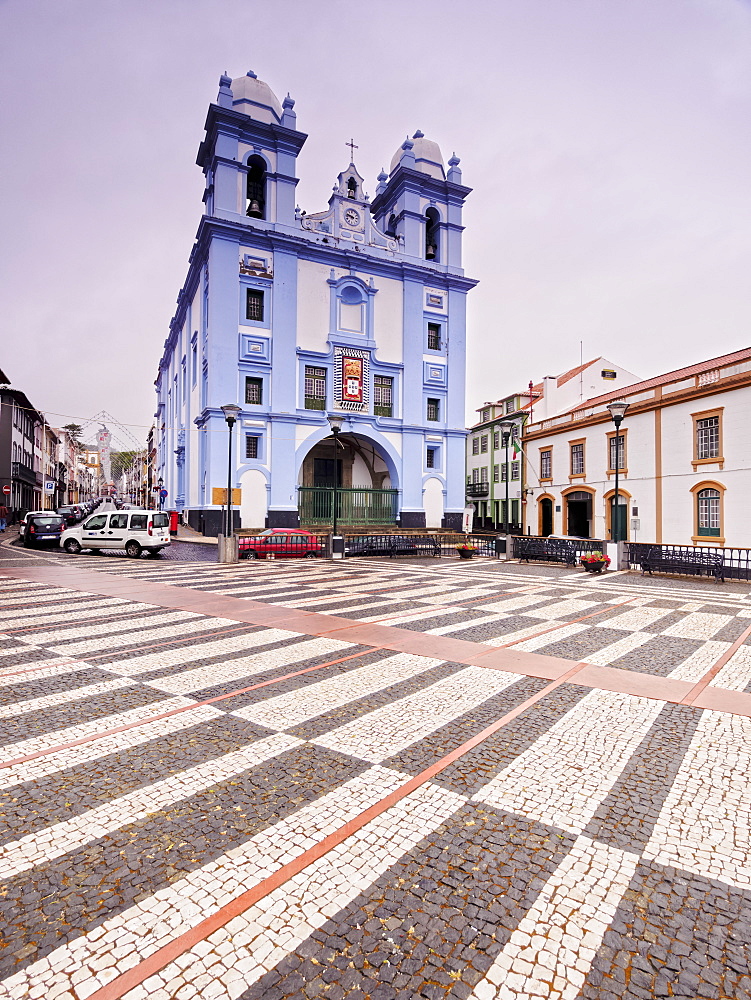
[572,346,751,413]
[556,359,599,388]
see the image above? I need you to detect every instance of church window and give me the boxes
[347,177,358,199]
[245,377,263,405]
[338,285,364,333]
[304,367,327,410]
[246,289,264,322]
[426,448,435,469]
[425,208,440,261]
[246,156,266,219]
[374,376,393,417]
[245,435,259,459]
[427,397,440,422]
[427,323,441,350]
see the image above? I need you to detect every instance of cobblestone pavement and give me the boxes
[1,553,751,999]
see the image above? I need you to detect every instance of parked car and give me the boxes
[57,505,80,526]
[24,513,66,548]
[239,528,324,560]
[18,510,48,541]
[61,509,171,558]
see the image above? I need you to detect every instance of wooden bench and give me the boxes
[515,537,578,567]
[640,546,725,582]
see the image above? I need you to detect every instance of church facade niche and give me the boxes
[155,71,476,535]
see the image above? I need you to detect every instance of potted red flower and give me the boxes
[456,543,476,560]
[580,550,611,573]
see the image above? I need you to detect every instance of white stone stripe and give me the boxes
[706,643,751,689]
[508,622,591,652]
[667,639,731,682]
[0,703,224,788]
[579,631,652,666]
[31,615,243,655]
[314,666,522,764]
[468,593,554,613]
[0,598,135,627]
[22,610,203,645]
[2,764,419,999]
[0,675,136,719]
[591,606,677,632]
[471,837,638,1000]
[0,695,205,776]
[152,637,354,695]
[473,689,664,834]
[119,780,467,1000]
[662,610,733,640]
[516,598,601,621]
[103,628,302,677]
[643,710,751,888]
[234,652,443,730]
[0,658,87,687]
[0,733,302,878]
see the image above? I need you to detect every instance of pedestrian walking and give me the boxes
[0,504,7,532]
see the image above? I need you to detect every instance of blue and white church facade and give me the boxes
[155,71,477,534]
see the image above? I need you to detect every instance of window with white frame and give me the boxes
[481,467,489,483]
[505,399,515,414]
[501,464,508,482]
[493,430,500,449]
[609,434,625,470]
[511,461,520,480]
[373,375,393,417]
[570,442,585,476]
[472,438,479,455]
[540,449,551,480]
[493,464,499,482]
[696,416,720,460]
[304,367,327,410]
[480,435,488,453]
[697,488,720,536]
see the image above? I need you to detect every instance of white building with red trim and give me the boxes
[522,347,751,547]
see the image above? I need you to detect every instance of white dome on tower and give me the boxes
[389,130,445,180]
[231,70,282,124]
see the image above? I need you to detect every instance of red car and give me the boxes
[239,528,324,560]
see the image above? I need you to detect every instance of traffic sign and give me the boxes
[2,486,10,495]
[44,481,55,493]
[160,489,168,499]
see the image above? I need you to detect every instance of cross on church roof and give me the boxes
[346,138,359,161]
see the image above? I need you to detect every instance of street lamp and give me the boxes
[157,477,164,512]
[606,400,629,542]
[499,420,514,534]
[327,414,344,539]
[221,404,242,539]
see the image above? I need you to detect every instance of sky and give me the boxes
[1,0,750,439]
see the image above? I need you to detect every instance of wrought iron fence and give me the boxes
[298,487,399,525]
[343,532,496,558]
[626,542,751,582]
[514,535,607,562]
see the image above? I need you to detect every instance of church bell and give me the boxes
[247,200,263,218]
[426,243,437,260]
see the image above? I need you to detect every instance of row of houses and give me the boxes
[466,346,751,549]
[1,367,108,517]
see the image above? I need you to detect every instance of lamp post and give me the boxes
[220,404,242,540]
[499,420,514,534]
[157,477,164,512]
[327,414,344,540]
[606,401,629,542]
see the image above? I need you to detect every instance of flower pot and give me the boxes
[582,560,606,573]
[458,550,474,559]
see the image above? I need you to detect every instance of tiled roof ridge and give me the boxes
[572,345,751,413]
[556,358,600,388]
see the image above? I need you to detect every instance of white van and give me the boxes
[61,509,171,558]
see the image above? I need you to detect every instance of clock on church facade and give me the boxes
[154,71,476,535]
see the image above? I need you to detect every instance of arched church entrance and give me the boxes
[298,433,399,527]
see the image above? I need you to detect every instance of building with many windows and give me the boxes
[522,347,751,545]
[466,358,638,533]
[155,71,476,534]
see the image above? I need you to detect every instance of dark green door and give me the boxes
[610,498,628,540]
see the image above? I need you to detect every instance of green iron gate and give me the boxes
[298,487,399,525]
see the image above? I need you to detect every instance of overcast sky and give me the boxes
[1,0,750,439]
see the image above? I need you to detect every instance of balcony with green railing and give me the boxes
[298,487,399,525]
